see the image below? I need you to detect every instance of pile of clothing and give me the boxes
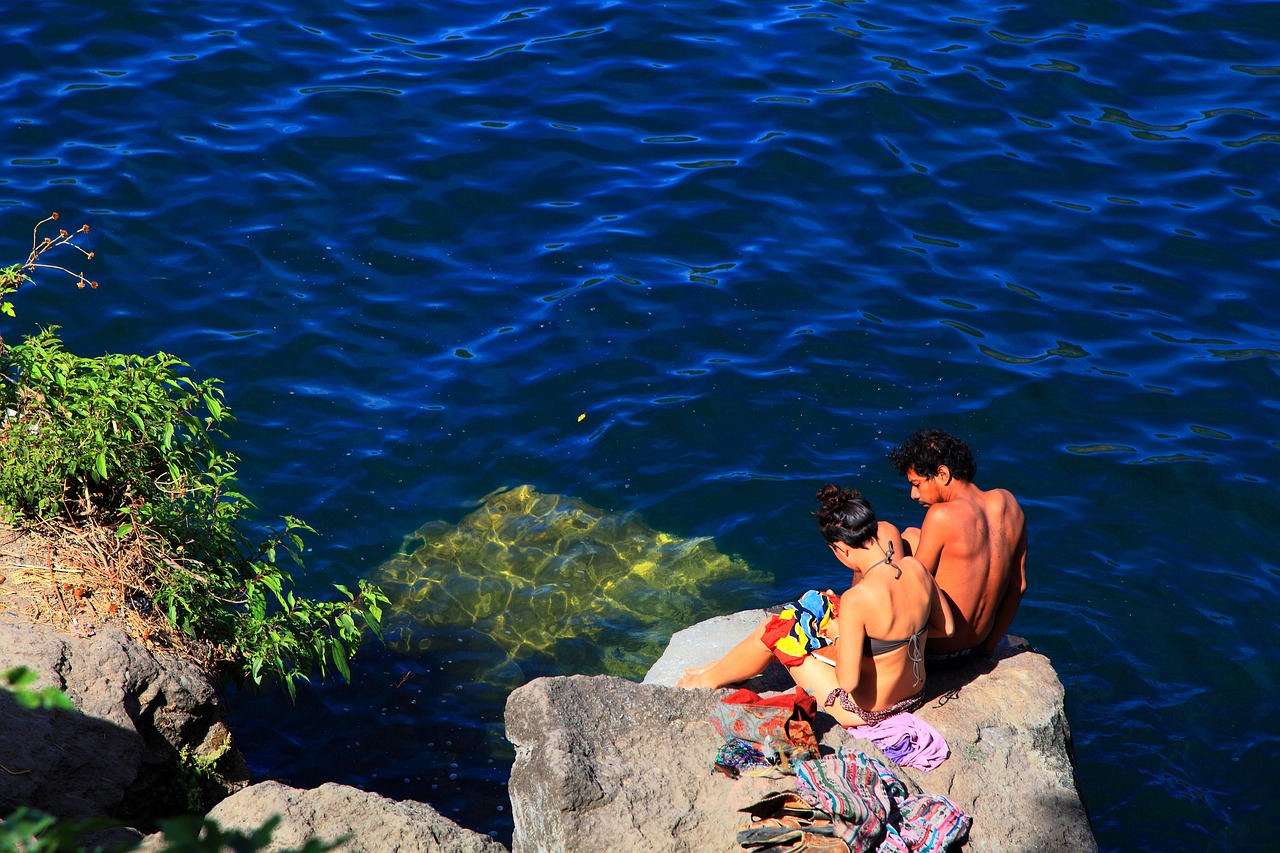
[847,714,950,773]
[735,751,971,853]
[709,691,971,852]
[710,687,820,779]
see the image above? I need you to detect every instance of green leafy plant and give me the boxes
[0,808,121,853]
[0,809,340,853]
[169,741,232,815]
[1,666,75,711]
[0,214,387,699]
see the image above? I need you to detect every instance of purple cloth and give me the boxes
[849,712,950,772]
[881,734,914,764]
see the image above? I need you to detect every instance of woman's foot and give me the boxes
[676,662,719,688]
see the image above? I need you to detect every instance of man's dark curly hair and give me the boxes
[888,428,977,482]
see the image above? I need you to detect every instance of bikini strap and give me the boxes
[864,541,902,579]
[907,628,926,686]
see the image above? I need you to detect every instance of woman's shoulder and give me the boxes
[877,520,905,551]
[900,553,926,570]
[900,556,938,593]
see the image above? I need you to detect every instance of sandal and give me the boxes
[737,791,841,852]
[740,791,831,823]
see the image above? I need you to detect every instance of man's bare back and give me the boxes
[890,429,1028,656]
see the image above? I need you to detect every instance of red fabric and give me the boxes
[759,614,808,667]
[712,687,819,754]
[723,686,818,718]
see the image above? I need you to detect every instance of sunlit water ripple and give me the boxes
[3,0,1277,848]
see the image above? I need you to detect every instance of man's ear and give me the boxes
[936,464,952,485]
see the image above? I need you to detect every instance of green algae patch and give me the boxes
[374,485,770,681]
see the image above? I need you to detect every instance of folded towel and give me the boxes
[848,712,950,772]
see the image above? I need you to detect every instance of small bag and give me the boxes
[711,687,819,750]
[710,687,819,777]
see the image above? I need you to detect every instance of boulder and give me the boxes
[1,608,505,852]
[0,611,247,825]
[156,781,508,853]
[506,610,1096,853]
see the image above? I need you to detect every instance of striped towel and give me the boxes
[795,750,971,852]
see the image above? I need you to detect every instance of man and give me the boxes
[889,428,1027,665]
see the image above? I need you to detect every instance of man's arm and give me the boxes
[982,527,1027,654]
[926,572,955,640]
[911,504,953,575]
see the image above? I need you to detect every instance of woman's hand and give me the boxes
[820,589,840,640]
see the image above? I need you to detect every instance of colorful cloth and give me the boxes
[710,687,819,777]
[849,713,950,772]
[794,750,971,853]
[760,589,840,666]
[714,738,776,778]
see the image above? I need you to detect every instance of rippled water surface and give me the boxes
[4,1,1278,848]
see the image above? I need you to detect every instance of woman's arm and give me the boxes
[834,588,866,692]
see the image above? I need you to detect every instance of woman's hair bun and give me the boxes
[816,483,859,511]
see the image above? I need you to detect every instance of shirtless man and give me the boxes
[889,428,1027,664]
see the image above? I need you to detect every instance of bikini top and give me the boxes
[859,543,928,657]
[864,624,928,657]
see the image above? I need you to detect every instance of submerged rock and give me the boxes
[374,485,769,680]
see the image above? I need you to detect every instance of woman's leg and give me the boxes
[787,657,868,728]
[676,619,775,688]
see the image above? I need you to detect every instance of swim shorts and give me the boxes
[924,645,986,670]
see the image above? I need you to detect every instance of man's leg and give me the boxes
[902,527,921,557]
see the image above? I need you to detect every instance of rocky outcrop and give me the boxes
[506,610,1096,853]
[4,602,1096,853]
[0,612,247,826]
[507,673,793,853]
[1,606,505,853]
[138,781,506,853]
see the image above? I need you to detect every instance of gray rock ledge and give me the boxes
[3,605,1096,853]
[0,613,246,825]
[505,610,1097,853]
[139,781,507,853]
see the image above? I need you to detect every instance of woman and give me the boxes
[677,484,954,728]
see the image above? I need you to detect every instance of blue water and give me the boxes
[4,0,1278,848]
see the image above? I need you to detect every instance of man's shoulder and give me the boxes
[924,494,980,526]
[983,486,1026,518]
